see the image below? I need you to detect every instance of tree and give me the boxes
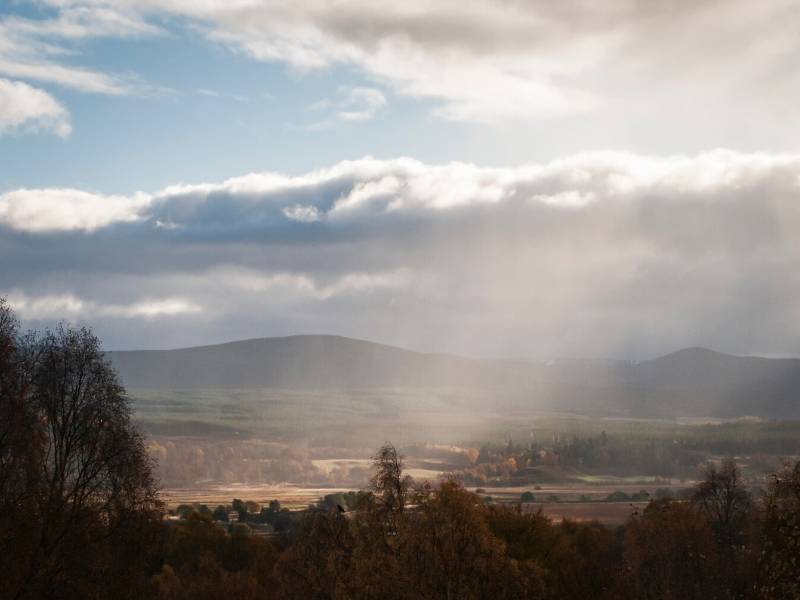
[213,505,229,522]
[368,443,411,537]
[521,491,536,503]
[398,479,545,599]
[0,297,20,391]
[0,301,41,520]
[370,443,410,513]
[545,520,624,600]
[0,299,36,503]
[758,460,800,599]
[0,299,44,598]
[486,503,553,564]
[692,458,751,548]
[321,492,347,512]
[163,511,226,574]
[0,302,161,599]
[624,499,720,600]
[232,498,247,522]
[277,503,355,598]
[690,459,756,597]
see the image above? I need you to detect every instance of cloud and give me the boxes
[4,6,162,40]
[306,86,387,129]
[0,7,162,96]
[8,1,800,129]
[23,0,798,126]
[4,150,800,357]
[336,87,386,121]
[196,88,251,102]
[0,78,72,137]
[194,266,410,300]
[6,292,201,320]
[3,149,800,239]
[283,204,321,222]
[191,1,600,121]
[0,187,150,232]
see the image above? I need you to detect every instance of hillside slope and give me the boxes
[108,338,800,418]
[108,335,527,390]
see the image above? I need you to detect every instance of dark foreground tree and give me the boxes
[692,459,751,549]
[624,499,720,600]
[691,459,756,598]
[758,460,800,599]
[0,300,161,600]
[0,300,44,597]
[397,479,546,600]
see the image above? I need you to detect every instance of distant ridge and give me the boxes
[107,334,525,390]
[108,338,800,419]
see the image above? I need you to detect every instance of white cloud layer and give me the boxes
[0,78,71,137]
[4,150,800,357]
[0,188,150,231]
[5,149,798,232]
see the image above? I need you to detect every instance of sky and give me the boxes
[2,0,800,358]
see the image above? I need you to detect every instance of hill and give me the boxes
[623,347,800,417]
[108,337,800,418]
[107,335,528,390]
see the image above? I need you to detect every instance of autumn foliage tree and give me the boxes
[624,499,720,599]
[278,443,547,599]
[398,479,546,599]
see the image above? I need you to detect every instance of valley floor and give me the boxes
[162,480,690,524]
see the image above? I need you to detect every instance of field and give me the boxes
[161,481,674,524]
[132,386,800,448]
[161,485,352,511]
[134,386,800,523]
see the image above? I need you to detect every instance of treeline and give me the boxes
[2,298,800,599]
[172,492,363,533]
[149,449,799,600]
[457,430,800,484]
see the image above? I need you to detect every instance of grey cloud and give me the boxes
[3,151,800,358]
